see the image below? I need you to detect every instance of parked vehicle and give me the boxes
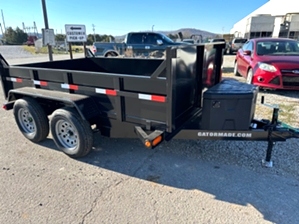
[26,35,38,46]
[182,34,203,44]
[227,38,247,54]
[234,37,299,90]
[208,38,228,54]
[182,39,195,44]
[91,31,190,57]
[1,42,298,167]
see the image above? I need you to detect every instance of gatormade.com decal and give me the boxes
[198,132,252,138]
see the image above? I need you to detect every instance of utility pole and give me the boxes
[41,0,53,61]
[1,10,6,34]
[0,23,3,36]
[92,24,96,42]
[152,25,154,32]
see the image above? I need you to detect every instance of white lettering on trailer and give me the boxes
[198,132,252,138]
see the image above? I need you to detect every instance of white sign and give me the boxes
[42,28,55,46]
[65,24,87,42]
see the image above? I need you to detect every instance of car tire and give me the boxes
[13,97,49,143]
[247,68,253,84]
[233,61,241,76]
[106,52,117,57]
[50,107,93,158]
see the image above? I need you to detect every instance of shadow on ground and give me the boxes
[38,133,299,224]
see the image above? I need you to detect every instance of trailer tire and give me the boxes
[13,97,49,143]
[50,108,93,158]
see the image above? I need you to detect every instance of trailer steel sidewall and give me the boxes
[50,108,93,158]
[13,97,49,143]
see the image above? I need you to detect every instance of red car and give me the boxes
[234,37,299,90]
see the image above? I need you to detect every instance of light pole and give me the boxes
[152,25,154,32]
[92,24,96,42]
[41,0,53,61]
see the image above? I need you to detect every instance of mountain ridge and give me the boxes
[115,28,218,39]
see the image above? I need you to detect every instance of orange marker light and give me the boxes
[145,140,151,148]
[152,136,162,146]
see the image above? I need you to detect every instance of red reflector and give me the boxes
[69,84,78,90]
[106,89,117,96]
[16,78,22,83]
[40,81,48,86]
[2,104,7,110]
[152,95,166,102]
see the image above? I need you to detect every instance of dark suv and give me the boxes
[227,38,247,54]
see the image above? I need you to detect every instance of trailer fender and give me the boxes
[4,87,100,121]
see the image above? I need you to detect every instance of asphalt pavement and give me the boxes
[0,46,298,224]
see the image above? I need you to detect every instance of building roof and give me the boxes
[230,0,299,34]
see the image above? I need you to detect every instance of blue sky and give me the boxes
[1,0,269,36]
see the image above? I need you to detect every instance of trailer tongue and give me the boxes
[0,43,298,167]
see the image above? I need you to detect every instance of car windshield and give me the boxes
[160,34,174,43]
[256,40,299,56]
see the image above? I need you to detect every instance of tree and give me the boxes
[86,34,116,44]
[87,34,94,45]
[15,27,27,44]
[4,27,27,45]
[55,34,66,42]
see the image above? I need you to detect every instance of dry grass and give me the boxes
[222,72,299,128]
[23,45,84,54]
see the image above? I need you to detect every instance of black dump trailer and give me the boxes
[0,43,298,167]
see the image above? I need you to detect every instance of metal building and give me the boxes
[230,0,299,40]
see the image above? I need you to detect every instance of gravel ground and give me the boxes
[220,55,299,180]
[0,50,298,181]
[0,45,39,59]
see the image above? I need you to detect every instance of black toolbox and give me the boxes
[201,79,258,130]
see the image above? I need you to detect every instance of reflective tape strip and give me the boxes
[61,84,78,90]
[95,88,117,96]
[138,94,151,100]
[6,77,22,83]
[33,80,48,86]
[152,95,166,103]
[138,93,166,102]
[95,88,106,94]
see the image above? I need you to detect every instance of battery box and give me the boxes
[201,79,258,130]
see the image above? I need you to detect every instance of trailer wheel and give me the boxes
[13,97,49,142]
[50,108,93,158]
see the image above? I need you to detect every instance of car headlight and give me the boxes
[258,63,277,72]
